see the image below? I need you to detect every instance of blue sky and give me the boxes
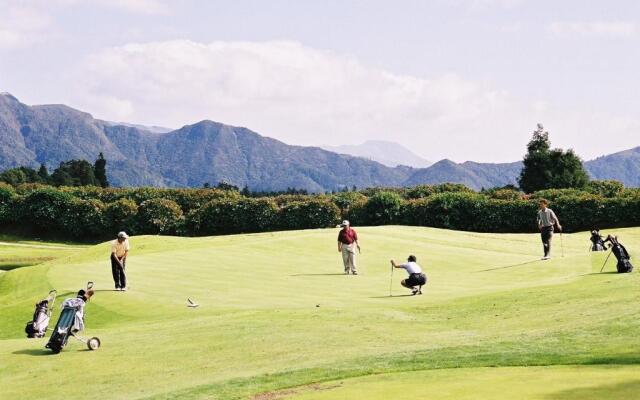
[1,0,639,162]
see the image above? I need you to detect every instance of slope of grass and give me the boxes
[0,236,86,270]
[0,227,638,399]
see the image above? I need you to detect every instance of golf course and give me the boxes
[1,226,638,399]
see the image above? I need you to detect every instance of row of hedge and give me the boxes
[2,182,640,240]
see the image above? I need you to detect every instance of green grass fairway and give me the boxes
[0,236,86,271]
[0,227,638,399]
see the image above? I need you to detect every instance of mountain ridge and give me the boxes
[1,93,639,191]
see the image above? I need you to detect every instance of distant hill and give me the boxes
[404,159,522,189]
[0,93,412,191]
[2,92,640,191]
[584,147,640,187]
[323,140,432,168]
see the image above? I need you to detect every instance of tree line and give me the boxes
[0,153,109,188]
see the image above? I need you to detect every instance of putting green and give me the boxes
[0,226,638,399]
[281,365,640,400]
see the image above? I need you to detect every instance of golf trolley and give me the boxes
[25,290,57,338]
[45,282,101,354]
[600,235,634,273]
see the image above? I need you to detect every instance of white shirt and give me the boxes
[399,261,423,275]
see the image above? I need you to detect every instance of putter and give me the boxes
[600,250,613,273]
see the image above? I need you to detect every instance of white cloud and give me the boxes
[70,40,640,162]
[73,40,535,161]
[88,0,169,15]
[0,3,51,49]
[548,21,638,38]
[0,0,168,49]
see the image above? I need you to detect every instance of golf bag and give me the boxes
[590,230,606,251]
[45,298,85,354]
[25,290,56,338]
[604,235,634,273]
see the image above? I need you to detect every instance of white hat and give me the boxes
[117,231,129,239]
[340,220,350,227]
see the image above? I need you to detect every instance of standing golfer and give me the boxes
[338,220,360,275]
[111,231,130,291]
[537,199,562,260]
[391,255,427,295]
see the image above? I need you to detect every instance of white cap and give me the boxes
[117,231,129,239]
[341,220,350,227]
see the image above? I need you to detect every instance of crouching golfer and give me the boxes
[111,231,130,291]
[537,199,562,260]
[391,255,427,295]
[338,220,360,275]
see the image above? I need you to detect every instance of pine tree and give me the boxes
[37,164,49,183]
[94,153,109,188]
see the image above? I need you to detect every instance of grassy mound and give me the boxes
[0,227,638,399]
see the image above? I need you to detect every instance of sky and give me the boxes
[1,0,639,163]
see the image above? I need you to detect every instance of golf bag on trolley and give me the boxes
[25,290,56,338]
[45,305,78,353]
[590,230,606,251]
[604,235,634,273]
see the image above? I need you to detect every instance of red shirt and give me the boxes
[338,228,358,244]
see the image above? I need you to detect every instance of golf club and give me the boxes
[560,231,565,258]
[600,249,613,273]
[389,263,394,297]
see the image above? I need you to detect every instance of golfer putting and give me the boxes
[391,255,427,295]
[337,220,360,275]
[537,199,562,260]
[110,231,130,291]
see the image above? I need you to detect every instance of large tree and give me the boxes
[51,160,99,187]
[0,166,41,185]
[518,124,589,193]
[94,152,109,188]
[37,164,50,183]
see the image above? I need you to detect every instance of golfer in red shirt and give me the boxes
[338,220,361,275]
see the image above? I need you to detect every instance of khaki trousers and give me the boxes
[341,243,357,273]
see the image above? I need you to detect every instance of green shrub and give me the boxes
[14,183,50,195]
[62,199,108,238]
[0,183,16,223]
[272,194,321,207]
[332,192,368,218]
[484,188,523,201]
[105,198,138,234]
[279,199,341,230]
[189,198,278,235]
[137,198,184,235]
[586,180,625,198]
[529,188,589,201]
[365,191,404,225]
[20,188,75,233]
